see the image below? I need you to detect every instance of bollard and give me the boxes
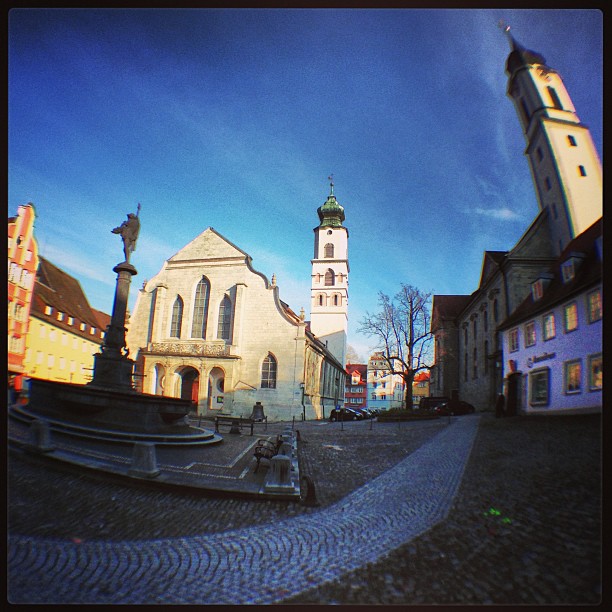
[264,453,294,493]
[29,419,54,453]
[129,442,160,478]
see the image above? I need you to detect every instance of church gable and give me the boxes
[478,251,506,288]
[168,227,249,263]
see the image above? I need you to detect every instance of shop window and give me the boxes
[564,360,582,394]
[588,354,602,391]
[529,368,550,406]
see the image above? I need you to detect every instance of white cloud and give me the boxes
[39,243,114,286]
[473,206,522,221]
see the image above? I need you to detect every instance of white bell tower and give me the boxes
[310,177,349,367]
[503,24,602,256]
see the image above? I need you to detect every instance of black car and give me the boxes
[419,396,450,412]
[434,400,475,416]
[329,407,364,421]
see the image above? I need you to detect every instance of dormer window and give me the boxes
[44,305,53,316]
[57,311,65,322]
[531,273,553,301]
[561,253,585,284]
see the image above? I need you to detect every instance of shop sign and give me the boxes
[527,352,556,368]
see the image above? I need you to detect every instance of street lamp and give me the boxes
[300,382,305,421]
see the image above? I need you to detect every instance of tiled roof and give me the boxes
[498,218,602,330]
[433,295,472,318]
[346,363,367,377]
[92,308,112,332]
[31,256,110,342]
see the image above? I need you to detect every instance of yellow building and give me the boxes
[24,257,110,384]
[412,371,430,407]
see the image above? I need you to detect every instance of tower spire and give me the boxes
[328,174,334,196]
[498,20,515,50]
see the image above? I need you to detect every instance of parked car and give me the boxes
[355,407,375,419]
[329,407,364,421]
[418,396,450,412]
[434,400,475,416]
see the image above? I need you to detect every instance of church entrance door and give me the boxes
[179,367,199,415]
[207,367,225,411]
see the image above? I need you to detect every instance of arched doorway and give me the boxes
[208,367,225,411]
[179,366,200,414]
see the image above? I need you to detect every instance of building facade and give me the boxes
[23,257,109,384]
[430,32,602,412]
[344,363,367,411]
[412,371,430,408]
[498,219,601,415]
[367,352,404,411]
[126,226,345,421]
[8,203,39,376]
[310,180,349,368]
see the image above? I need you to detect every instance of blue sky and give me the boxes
[9,8,603,362]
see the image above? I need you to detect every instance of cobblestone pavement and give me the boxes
[8,413,601,605]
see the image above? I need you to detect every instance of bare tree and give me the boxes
[358,284,433,410]
[345,344,362,365]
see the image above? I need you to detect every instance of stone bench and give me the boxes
[253,435,282,472]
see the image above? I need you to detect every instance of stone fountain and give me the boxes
[15,206,219,443]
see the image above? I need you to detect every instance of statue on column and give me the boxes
[112,203,141,263]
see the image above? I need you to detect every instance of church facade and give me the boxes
[430,30,602,413]
[126,194,347,422]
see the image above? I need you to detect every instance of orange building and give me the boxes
[8,203,39,376]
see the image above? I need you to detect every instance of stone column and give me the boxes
[89,262,137,391]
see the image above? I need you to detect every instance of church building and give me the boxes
[430,29,602,413]
[126,189,347,421]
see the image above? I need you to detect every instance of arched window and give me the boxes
[325,269,335,286]
[261,353,277,389]
[324,243,334,258]
[334,294,339,306]
[318,294,324,306]
[191,277,210,338]
[217,295,232,340]
[170,296,183,338]
[493,299,499,323]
